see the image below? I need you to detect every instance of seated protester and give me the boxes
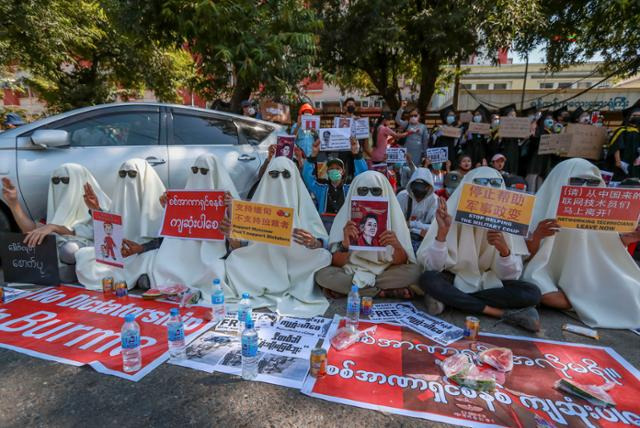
[225,156,331,317]
[462,105,491,167]
[490,153,509,177]
[291,103,316,157]
[303,137,367,215]
[75,159,166,290]
[431,105,461,164]
[397,168,438,253]
[1,164,111,282]
[150,154,239,301]
[435,170,462,200]
[455,154,473,177]
[522,158,640,329]
[316,171,420,299]
[395,100,429,165]
[417,167,541,332]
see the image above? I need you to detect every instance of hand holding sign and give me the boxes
[23,224,57,247]
[121,239,143,258]
[342,220,358,249]
[487,231,510,257]
[293,228,321,249]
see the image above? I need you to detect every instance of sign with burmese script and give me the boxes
[0,232,59,285]
[160,190,226,240]
[455,183,536,236]
[230,200,294,246]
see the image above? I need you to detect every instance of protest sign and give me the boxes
[214,311,278,335]
[467,122,491,135]
[367,302,418,322]
[159,190,226,241]
[455,183,536,236]
[301,114,320,131]
[93,211,124,268]
[276,135,296,159]
[319,128,351,151]
[303,317,640,427]
[563,123,608,160]
[230,200,294,246]
[0,285,212,381]
[386,147,406,164]
[398,311,463,346]
[316,161,328,180]
[440,126,462,139]
[498,117,531,139]
[260,101,291,124]
[0,233,59,285]
[257,326,320,359]
[459,112,473,123]
[353,118,370,139]
[1,286,33,303]
[275,316,332,338]
[538,133,568,155]
[426,147,449,164]
[555,185,640,232]
[350,196,388,251]
[333,116,353,130]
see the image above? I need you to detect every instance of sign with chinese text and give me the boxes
[555,186,640,232]
[455,183,536,236]
[230,200,294,246]
[160,190,226,241]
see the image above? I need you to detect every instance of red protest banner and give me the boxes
[303,318,640,427]
[0,285,212,381]
[160,190,226,240]
[556,186,640,233]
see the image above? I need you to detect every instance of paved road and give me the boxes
[1,293,638,428]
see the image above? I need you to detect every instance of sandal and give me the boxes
[322,287,344,299]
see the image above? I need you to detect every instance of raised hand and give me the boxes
[83,183,101,211]
[2,177,18,208]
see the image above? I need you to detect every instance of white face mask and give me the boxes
[409,116,419,124]
[247,107,256,116]
[473,115,482,123]
[491,119,500,128]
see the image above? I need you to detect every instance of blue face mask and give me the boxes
[432,162,443,170]
[446,116,455,125]
[544,118,554,128]
[327,169,342,182]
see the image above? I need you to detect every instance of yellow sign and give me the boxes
[230,200,294,246]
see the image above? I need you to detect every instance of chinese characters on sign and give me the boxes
[230,200,294,246]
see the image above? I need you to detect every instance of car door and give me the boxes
[16,105,168,221]
[167,108,265,198]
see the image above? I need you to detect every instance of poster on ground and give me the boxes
[93,211,125,268]
[0,233,60,285]
[349,196,389,252]
[0,285,213,381]
[230,200,294,246]
[160,190,226,241]
[455,183,536,236]
[319,128,351,151]
[555,186,640,232]
[303,317,640,428]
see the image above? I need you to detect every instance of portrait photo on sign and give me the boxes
[386,147,406,164]
[350,196,389,251]
[319,128,351,151]
[333,116,353,130]
[276,135,296,159]
[301,115,320,131]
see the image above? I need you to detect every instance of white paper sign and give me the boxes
[319,128,351,151]
[398,311,463,346]
[333,116,353,130]
[301,114,320,131]
[257,326,320,359]
[353,118,370,139]
[367,302,418,322]
[275,316,332,338]
[92,211,125,269]
[386,147,406,164]
[426,147,449,163]
[214,311,279,334]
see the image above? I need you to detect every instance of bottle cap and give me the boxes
[245,318,254,329]
[124,314,135,322]
[242,292,250,299]
[351,285,359,293]
[170,308,179,316]
[213,278,220,285]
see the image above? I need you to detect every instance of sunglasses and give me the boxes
[357,186,383,196]
[51,176,70,185]
[191,166,209,175]
[118,170,138,179]
[569,177,601,187]
[473,177,503,188]
[268,169,291,179]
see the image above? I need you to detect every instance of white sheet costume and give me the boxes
[75,159,166,290]
[522,158,640,328]
[150,154,239,301]
[225,157,331,317]
[327,170,416,288]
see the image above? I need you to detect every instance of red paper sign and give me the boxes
[160,190,226,240]
[303,318,640,427]
[0,286,212,381]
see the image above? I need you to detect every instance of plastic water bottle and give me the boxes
[121,314,141,373]
[167,307,186,359]
[211,279,226,322]
[237,292,252,333]
[346,285,360,332]
[241,314,258,380]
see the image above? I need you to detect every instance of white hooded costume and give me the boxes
[150,154,239,301]
[328,170,416,288]
[75,159,166,290]
[417,167,530,294]
[396,168,438,235]
[225,156,331,317]
[522,158,640,329]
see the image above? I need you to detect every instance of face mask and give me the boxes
[544,118,554,128]
[554,123,564,133]
[410,183,428,199]
[473,115,482,123]
[409,116,419,124]
[432,162,443,171]
[327,169,342,182]
[247,107,256,116]
[346,105,356,114]
[595,122,603,127]
[580,116,590,124]
[446,116,455,125]
[491,120,500,128]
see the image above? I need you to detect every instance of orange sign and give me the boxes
[230,200,294,246]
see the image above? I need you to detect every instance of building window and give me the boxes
[461,84,473,89]
[373,99,383,108]
[361,100,369,108]
[313,101,323,109]
[493,83,508,90]
[539,82,554,89]
[475,84,490,90]
[558,82,573,89]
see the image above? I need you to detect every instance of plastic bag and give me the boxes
[441,353,496,392]
[554,379,616,407]
[330,326,377,351]
[478,347,513,372]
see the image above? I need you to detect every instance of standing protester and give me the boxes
[496,104,522,176]
[462,105,491,167]
[607,99,640,180]
[395,100,430,166]
[368,112,411,164]
[397,168,438,253]
[520,106,542,191]
[431,105,460,165]
[291,103,316,157]
[526,111,556,187]
[2,112,25,130]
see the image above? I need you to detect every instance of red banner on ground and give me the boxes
[303,318,640,427]
[160,190,226,240]
[0,286,212,381]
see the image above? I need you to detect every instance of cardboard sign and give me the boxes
[0,233,59,285]
[426,147,449,164]
[303,316,640,427]
[301,114,320,131]
[353,118,370,139]
[260,101,291,124]
[159,190,226,241]
[93,211,125,268]
[538,133,568,155]
[276,135,296,159]
[555,185,640,232]
[455,183,536,236]
[333,116,353,130]
[459,112,473,123]
[498,116,531,139]
[563,123,608,159]
[0,285,212,381]
[440,126,462,139]
[386,147,406,164]
[230,200,294,246]
[468,122,491,135]
[350,196,388,251]
[319,128,351,151]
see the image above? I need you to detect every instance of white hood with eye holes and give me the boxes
[397,168,438,230]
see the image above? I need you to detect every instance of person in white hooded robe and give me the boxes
[1,163,111,282]
[75,158,165,290]
[522,158,640,329]
[397,167,438,253]
[316,170,420,298]
[149,154,239,301]
[417,167,542,331]
[224,156,331,317]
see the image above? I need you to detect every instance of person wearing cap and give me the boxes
[462,105,491,167]
[430,106,460,166]
[490,153,509,177]
[606,99,640,180]
[240,100,261,119]
[569,107,591,124]
[2,112,25,130]
[302,136,367,217]
[291,103,316,157]
[395,100,430,166]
